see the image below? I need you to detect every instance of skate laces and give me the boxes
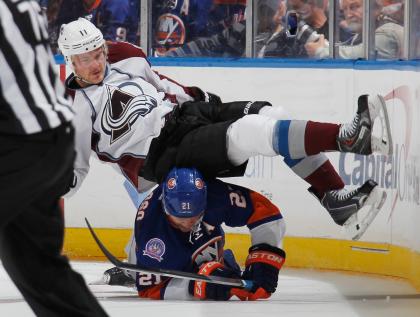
[339,113,360,139]
[104,267,130,279]
[106,267,122,276]
[329,187,359,202]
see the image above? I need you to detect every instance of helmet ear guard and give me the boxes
[162,167,207,218]
[57,18,105,67]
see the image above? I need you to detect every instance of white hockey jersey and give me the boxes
[66,52,195,196]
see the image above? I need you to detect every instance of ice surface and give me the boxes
[1,261,419,317]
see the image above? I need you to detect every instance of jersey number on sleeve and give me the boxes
[229,192,247,208]
[136,192,154,221]
[138,273,162,286]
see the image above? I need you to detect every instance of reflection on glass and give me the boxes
[256,0,330,58]
[332,0,366,59]
[92,0,140,45]
[43,0,413,60]
[374,0,404,59]
[44,0,140,54]
[414,0,420,58]
[329,0,404,60]
[45,0,96,54]
[151,0,247,57]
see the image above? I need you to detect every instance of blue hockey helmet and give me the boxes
[162,167,207,218]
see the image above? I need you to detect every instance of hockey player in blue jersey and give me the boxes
[104,167,286,301]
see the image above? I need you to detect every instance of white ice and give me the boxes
[1,261,420,317]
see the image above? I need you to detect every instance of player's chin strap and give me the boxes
[74,73,104,87]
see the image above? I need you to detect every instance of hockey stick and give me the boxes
[85,218,254,290]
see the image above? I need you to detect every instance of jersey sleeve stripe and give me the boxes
[246,191,282,226]
[248,214,282,230]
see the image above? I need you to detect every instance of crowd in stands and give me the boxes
[39,0,419,59]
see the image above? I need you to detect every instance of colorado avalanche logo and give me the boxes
[101,86,157,144]
[167,177,176,189]
[143,238,166,262]
[195,178,204,190]
[155,13,186,49]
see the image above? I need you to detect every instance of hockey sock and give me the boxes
[305,121,340,155]
[273,120,340,158]
[305,160,344,196]
[284,156,344,197]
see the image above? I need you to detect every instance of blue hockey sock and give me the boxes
[273,120,292,157]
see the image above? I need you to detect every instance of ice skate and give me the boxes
[342,187,387,241]
[311,180,387,240]
[102,266,136,287]
[337,94,392,155]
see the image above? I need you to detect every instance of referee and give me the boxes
[0,1,107,316]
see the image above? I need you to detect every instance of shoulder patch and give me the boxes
[143,238,166,262]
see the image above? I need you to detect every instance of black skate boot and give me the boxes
[337,94,392,155]
[103,266,136,287]
[309,179,387,240]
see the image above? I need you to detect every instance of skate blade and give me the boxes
[88,278,108,285]
[343,187,387,241]
[369,95,393,155]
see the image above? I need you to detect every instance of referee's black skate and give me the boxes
[337,94,392,155]
[309,180,387,240]
[102,266,136,287]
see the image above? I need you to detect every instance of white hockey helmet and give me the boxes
[58,18,105,66]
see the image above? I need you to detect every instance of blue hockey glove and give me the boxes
[242,244,286,295]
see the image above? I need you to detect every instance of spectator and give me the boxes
[415,0,420,57]
[260,0,329,58]
[305,0,404,59]
[256,0,287,57]
[92,0,140,44]
[46,0,100,53]
[152,0,246,57]
[375,0,404,59]
[163,20,246,57]
[46,0,140,53]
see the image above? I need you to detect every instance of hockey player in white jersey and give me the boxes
[59,18,391,240]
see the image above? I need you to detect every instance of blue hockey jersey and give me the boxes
[133,179,285,300]
[92,0,140,44]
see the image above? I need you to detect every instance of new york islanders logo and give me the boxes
[143,238,166,262]
[101,85,157,144]
[167,177,177,189]
[155,13,186,50]
[195,178,204,190]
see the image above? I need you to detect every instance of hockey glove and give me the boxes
[187,86,222,105]
[188,261,240,301]
[242,244,286,297]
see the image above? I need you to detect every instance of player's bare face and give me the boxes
[167,214,203,232]
[72,47,106,85]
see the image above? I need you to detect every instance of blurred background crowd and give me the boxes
[38,0,420,60]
